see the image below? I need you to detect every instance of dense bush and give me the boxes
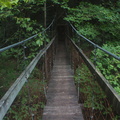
[64,1,120,44]
[64,1,120,95]
[91,41,120,94]
[74,64,119,120]
[0,0,51,60]
[3,68,46,120]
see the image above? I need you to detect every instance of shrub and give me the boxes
[91,42,120,94]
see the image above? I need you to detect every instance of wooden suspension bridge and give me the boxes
[0,21,120,120]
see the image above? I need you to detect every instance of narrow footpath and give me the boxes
[42,41,84,120]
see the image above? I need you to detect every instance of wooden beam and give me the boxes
[0,37,55,120]
[70,39,120,114]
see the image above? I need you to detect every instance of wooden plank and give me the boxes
[0,37,55,120]
[70,39,120,114]
[42,41,84,120]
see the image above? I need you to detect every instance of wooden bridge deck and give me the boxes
[42,41,84,120]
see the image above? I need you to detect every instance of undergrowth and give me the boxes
[74,64,120,120]
[91,41,120,95]
[0,52,46,119]
[3,68,46,120]
[0,54,21,99]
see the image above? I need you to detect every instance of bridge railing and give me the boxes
[0,18,56,119]
[69,23,120,61]
[66,23,120,115]
[0,36,56,120]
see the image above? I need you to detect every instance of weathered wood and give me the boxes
[70,38,120,115]
[0,37,55,120]
[42,41,84,120]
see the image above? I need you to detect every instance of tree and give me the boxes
[64,1,120,44]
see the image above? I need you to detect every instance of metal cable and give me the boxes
[69,22,120,61]
[0,15,56,53]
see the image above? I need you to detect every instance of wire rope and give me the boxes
[0,15,56,53]
[68,22,120,61]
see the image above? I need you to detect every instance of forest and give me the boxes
[0,0,120,120]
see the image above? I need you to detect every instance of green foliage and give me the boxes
[0,0,45,9]
[75,64,106,110]
[91,42,120,94]
[0,0,18,9]
[66,1,120,96]
[51,0,69,8]
[0,55,21,99]
[3,68,46,120]
[0,0,51,103]
[51,0,69,4]
[74,64,118,119]
[36,33,50,46]
[0,0,51,60]
[64,2,120,42]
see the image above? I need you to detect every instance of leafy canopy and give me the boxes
[0,0,46,9]
[64,2,120,42]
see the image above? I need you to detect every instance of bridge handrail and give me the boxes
[67,35,120,114]
[0,36,56,120]
[69,22,120,61]
[0,18,55,53]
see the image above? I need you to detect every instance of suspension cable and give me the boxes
[68,22,120,61]
[0,16,56,53]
